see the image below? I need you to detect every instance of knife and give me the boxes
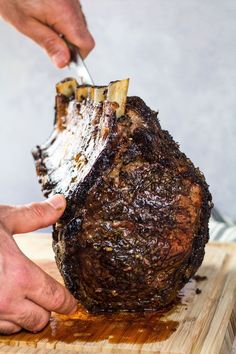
[65,39,94,85]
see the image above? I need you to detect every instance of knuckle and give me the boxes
[18,310,35,329]
[32,311,50,332]
[43,277,66,310]
[79,34,95,52]
[30,203,46,219]
[18,309,49,332]
[88,37,95,50]
[43,36,60,55]
[52,287,67,310]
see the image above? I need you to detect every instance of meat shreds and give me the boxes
[32,78,213,312]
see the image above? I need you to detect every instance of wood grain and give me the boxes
[1,235,236,353]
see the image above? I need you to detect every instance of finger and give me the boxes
[2,194,66,234]
[6,300,51,333]
[25,260,77,315]
[18,19,71,68]
[0,321,21,335]
[52,2,95,58]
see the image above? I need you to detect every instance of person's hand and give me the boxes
[0,194,77,335]
[0,0,95,67]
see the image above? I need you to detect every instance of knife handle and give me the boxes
[66,41,79,64]
[60,35,79,64]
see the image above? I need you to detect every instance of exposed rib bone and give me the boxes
[88,87,95,101]
[56,78,78,97]
[107,79,129,117]
[94,86,107,104]
[76,86,89,102]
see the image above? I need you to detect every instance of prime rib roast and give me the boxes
[33,78,212,312]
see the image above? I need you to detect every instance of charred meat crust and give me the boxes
[33,90,212,313]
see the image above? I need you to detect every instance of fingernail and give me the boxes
[52,52,68,68]
[47,195,66,210]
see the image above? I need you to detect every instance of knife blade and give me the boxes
[66,40,94,85]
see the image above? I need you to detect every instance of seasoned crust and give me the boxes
[33,83,212,312]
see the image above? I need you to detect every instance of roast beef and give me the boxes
[32,78,212,312]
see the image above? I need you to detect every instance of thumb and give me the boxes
[4,195,66,234]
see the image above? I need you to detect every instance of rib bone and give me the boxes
[76,86,89,102]
[94,86,107,104]
[107,79,129,117]
[56,78,78,97]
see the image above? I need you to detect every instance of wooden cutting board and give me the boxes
[1,237,236,354]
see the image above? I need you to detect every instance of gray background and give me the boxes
[0,0,236,223]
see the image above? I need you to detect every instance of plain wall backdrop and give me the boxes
[0,0,236,223]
